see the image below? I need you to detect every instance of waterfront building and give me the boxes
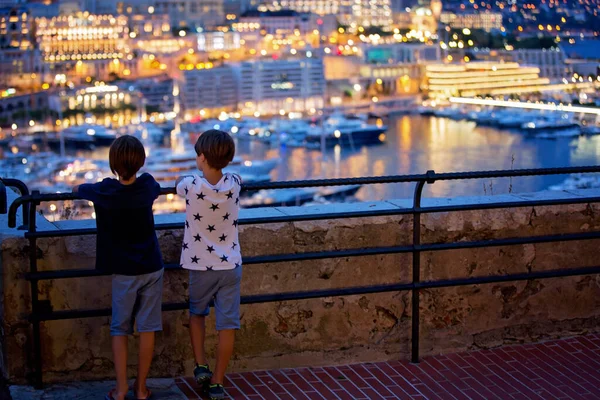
[180,63,238,117]
[425,62,551,98]
[439,12,502,32]
[134,75,175,112]
[62,83,141,119]
[0,90,52,125]
[472,48,570,80]
[237,56,325,115]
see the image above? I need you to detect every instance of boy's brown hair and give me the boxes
[194,129,235,170]
[109,135,146,180]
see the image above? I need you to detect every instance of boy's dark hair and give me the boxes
[109,135,146,180]
[194,129,235,170]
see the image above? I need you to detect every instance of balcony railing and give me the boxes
[7,165,600,388]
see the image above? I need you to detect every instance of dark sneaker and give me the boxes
[193,364,212,385]
[208,384,225,400]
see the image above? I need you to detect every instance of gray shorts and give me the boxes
[189,266,242,330]
[111,269,164,336]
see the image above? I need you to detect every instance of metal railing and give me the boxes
[7,165,600,388]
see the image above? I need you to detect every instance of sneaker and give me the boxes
[193,364,212,385]
[208,383,225,400]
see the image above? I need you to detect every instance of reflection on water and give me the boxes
[82,115,600,201]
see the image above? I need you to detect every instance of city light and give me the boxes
[449,97,600,116]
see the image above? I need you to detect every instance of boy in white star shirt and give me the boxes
[175,129,242,400]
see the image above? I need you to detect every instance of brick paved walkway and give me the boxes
[175,333,600,399]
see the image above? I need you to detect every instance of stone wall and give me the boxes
[2,189,600,384]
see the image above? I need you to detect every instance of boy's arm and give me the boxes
[175,175,195,197]
[74,182,100,202]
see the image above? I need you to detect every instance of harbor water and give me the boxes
[70,114,600,202]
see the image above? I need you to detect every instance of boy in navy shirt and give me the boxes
[176,130,242,400]
[74,135,163,400]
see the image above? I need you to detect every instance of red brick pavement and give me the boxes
[175,333,600,399]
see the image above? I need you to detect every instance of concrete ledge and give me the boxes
[31,188,600,232]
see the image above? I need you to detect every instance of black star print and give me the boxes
[194,234,201,242]
[235,197,239,205]
[226,191,234,199]
[224,175,229,182]
[186,199,190,205]
[219,234,227,242]
[222,213,230,221]
[210,203,220,211]
[194,213,202,221]
[214,188,220,193]
[232,219,239,227]
[220,254,229,263]
[206,245,215,253]
[183,242,189,250]
[206,266,214,271]
[191,255,199,264]
[231,242,237,250]
[207,225,216,232]
[192,178,196,185]
[197,192,205,200]
[185,221,190,229]
[235,263,240,268]
[179,263,183,268]
[184,186,189,195]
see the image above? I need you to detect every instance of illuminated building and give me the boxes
[34,13,136,80]
[197,31,241,52]
[152,0,224,29]
[270,0,392,28]
[238,56,325,114]
[440,12,503,32]
[63,84,139,114]
[0,91,52,122]
[134,75,175,112]
[180,64,238,116]
[0,6,34,50]
[128,13,171,39]
[472,48,570,80]
[0,6,41,87]
[35,14,128,63]
[425,62,554,99]
[237,9,318,37]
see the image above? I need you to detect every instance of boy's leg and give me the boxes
[111,275,138,399]
[135,332,155,397]
[188,270,219,368]
[190,314,207,365]
[134,269,164,398]
[112,336,129,399]
[212,266,242,385]
[212,329,235,385]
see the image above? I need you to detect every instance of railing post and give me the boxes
[411,170,435,364]
[27,191,43,389]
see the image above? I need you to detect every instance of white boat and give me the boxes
[521,119,581,134]
[305,114,387,148]
[55,124,117,148]
[241,184,362,208]
[549,174,600,190]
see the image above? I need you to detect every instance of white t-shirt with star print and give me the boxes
[176,173,242,271]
